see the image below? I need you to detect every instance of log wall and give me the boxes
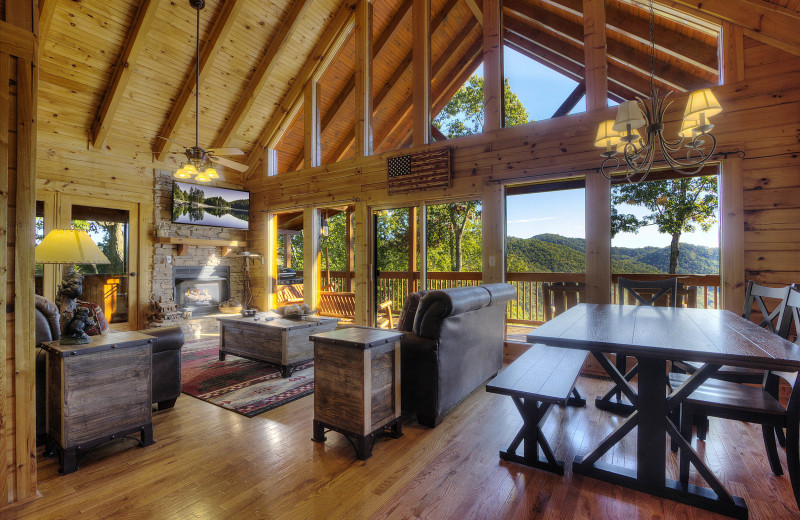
[1,0,39,509]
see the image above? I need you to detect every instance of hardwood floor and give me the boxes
[7,365,800,519]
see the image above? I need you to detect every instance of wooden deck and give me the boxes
[6,339,798,519]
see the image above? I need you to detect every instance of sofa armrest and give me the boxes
[140,326,184,354]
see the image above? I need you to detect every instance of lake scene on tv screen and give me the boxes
[172,181,249,229]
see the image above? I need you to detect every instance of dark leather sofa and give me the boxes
[398,283,516,427]
[34,295,184,443]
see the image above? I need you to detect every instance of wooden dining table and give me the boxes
[527,303,800,519]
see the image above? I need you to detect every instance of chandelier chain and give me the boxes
[648,0,656,97]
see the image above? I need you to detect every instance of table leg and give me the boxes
[574,356,748,519]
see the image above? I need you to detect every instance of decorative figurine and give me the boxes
[60,307,93,345]
[56,269,84,337]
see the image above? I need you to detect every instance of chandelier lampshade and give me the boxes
[612,101,647,133]
[596,0,721,183]
[684,89,722,122]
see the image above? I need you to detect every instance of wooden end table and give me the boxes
[42,331,156,474]
[311,327,404,460]
[217,315,338,377]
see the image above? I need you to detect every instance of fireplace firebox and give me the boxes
[173,266,230,316]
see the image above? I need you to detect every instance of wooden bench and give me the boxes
[486,344,588,474]
[318,291,394,329]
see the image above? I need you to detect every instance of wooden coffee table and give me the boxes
[217,315,338,377]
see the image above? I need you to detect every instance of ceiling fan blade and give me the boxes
[209,155,249,172]
[157,135,190,149]
[205,147,244,156]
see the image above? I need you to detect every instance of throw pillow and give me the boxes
[75,300,110,336]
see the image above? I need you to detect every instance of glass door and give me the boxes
[66,198,140,330]
[374,207,418,327]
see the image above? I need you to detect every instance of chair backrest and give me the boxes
[777,285,800,341]
[618,277,678,307]
[742,281,792,333]
[543,282,586,321]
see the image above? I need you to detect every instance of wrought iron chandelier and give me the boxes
[595,0,722,184]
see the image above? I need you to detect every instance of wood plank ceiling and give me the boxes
[40,0,790,183]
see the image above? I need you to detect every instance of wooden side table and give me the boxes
[310,327,404,460]
[42,331,156,474]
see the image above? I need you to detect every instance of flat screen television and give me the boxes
[171,181,250,230]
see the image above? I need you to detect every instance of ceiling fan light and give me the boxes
[174,166,191,179]
[183,163,198,175]
[195,172,210,182]
[204,167,219,178]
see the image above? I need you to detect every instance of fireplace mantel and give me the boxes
[154,237,249,256]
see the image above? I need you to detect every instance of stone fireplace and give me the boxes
[173,266,231,316]
[149,170,246,335]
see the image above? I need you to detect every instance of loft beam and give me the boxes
[482,0,503,131]
[412,0,431,146]
[464,0,483,25]
[89,0,158,150]
[354,0,373,157]
[153,0,246,162]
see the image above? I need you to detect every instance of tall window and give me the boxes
[425,201,482,290]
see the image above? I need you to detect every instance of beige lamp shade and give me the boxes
[683,89,722,120]
[679,117,701,138]
[595,120,622,148]
[612,100,647,132]
[35,229,111,265]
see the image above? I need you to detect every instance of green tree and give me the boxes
[433,75,531,137]
[611,176,718,274]
[425,74,530,271]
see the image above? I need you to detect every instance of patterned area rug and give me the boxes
[181,337,314,417]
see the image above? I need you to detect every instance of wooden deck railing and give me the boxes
[292,270,721,326]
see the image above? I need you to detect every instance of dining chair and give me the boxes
[675,285,800,509]
[542,282,586,322]
[605,277,679,405]
[674,281,793,386]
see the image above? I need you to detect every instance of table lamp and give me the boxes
[36,229,111,344]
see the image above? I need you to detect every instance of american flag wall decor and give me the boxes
[387,147,451,194]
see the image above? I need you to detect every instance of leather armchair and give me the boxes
[35,295,60,443]
[400,283,516,427]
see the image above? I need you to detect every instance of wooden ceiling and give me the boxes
[41,0,800,183]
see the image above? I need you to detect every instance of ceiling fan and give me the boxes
[161,0,248,181]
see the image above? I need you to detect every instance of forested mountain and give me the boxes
[507,234,718,274]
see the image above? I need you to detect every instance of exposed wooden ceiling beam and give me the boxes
[89,0,159,150]
[153,0,247,162]
[464,0,484,25]
[552,80,586,117]
[38,0,57,48]
[319,0,412,141]
[504,17,658,97]
[293,0,461,169]
[393,40,484,150]
[657,0,800,56]
[431,124,448,141]
[504,0,711,91]
[503,30,638,102]
[215,0,313,150]
[245,2,357,178]
[538,0,719,73]
[333,17,479,161]
[382,33,483,151]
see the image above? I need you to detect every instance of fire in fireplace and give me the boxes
[173,266,230,316]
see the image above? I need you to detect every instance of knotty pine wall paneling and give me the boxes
[1,0,39,509]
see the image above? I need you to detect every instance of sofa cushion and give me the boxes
[398,291,426,332]
[483,283,518,306]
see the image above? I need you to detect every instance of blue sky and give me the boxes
[488,48,719,249]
